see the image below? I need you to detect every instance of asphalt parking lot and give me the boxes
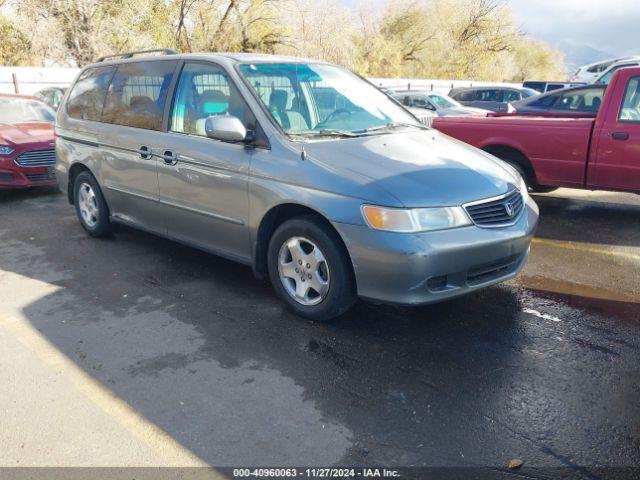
[0,187,638,477]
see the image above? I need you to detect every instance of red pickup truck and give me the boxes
[433,67,640,194]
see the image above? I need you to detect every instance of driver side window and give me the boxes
[170,62,255,137]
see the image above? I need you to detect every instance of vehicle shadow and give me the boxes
[0,185,61,204]
[532,194,640,247]
[1,193,639,470]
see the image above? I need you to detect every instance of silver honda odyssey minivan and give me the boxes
[55,50,538,320]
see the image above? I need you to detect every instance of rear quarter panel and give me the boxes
[432,116,595,187]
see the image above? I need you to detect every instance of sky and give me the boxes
[508,0,640,58]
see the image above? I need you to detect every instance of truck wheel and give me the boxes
[530,184,558,193]
[485,147,557,194]
[73,171,112,237]
[267,216,356,321]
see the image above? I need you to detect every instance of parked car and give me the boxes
[382,88,437,125]
[392,91,489,116]
[0,94,57,189]
[510,84,606,117]
[56,51,538,320]
[34,87,67,110]
[522,81,583,93]
[570,56,639,83]
[448,86,539,112]
[594,60,640,85]
[432,67,640,195]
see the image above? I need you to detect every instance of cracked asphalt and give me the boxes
[0,186,638,479]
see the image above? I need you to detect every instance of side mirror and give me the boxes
[204,115,247,142]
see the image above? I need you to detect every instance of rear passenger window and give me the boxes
[478,90,502,102]
[102,61,177,131]
[66,66,116,121]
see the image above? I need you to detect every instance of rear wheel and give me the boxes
[73,171,112,237]
[268,216,356,321]
[485,147,557,193]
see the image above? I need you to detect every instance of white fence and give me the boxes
[0,66,522,96]
[0,67,80,95]
[370,77,523,95]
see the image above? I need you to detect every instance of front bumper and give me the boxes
[0,158,57,189]
[334,196,538,305]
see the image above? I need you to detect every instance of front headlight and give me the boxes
[500,161,529,199]
[0,146,15,155]
[519,175,529,199]
[362,205,471,233]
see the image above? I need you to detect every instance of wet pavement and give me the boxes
[0,186,638,477]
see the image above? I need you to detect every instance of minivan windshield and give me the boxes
[238,63,423,137]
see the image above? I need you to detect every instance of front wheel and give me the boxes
[267,216,356,321]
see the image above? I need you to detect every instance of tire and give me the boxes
[530,184,558,194]
[73,171,112,237]
[486,148,557,194]
[267,215,356,321]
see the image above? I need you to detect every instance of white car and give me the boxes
[571,56,639,83]
[594,59,640,85]
[394,92,489,117]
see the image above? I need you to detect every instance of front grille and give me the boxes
[15,149,56,167]
[417,115,434,127]
[26,172,56,181]
[464,189,523,227]
[467,254,522,285]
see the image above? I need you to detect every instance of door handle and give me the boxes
[159,150,178,165]
[612,132,629,140]
[137,145,152,159]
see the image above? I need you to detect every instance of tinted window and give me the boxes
[619,77,640,122]
[545,84,565,92]
[170,62,256,137]
[503,90,521,102]
[522,82,545,92]
[588,61,614,73]
[451,90,472,101]
[555,88,604,112]
[528,93,560,108]
[477,89,502,102]
[102,60,177,131]
[67,66,116,121]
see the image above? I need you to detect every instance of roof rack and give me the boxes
[96,48,178,63]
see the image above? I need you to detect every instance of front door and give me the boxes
[97,59,179,234]
[589,73,640,192]
[157,61,257,262]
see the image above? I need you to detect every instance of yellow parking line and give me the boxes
[532,238,640,262]
[0,313,219,472]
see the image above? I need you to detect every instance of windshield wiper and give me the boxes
[290,129,359,138]
[358,122,429,133]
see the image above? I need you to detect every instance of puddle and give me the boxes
[517,276,640,323]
